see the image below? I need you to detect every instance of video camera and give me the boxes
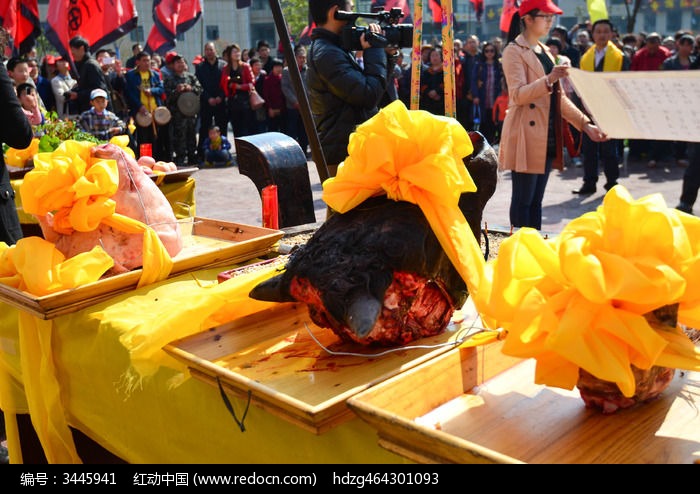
[334,8,413,51]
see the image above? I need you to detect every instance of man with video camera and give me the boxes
[307,0,399,177]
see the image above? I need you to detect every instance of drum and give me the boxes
[154,106,172,125]
[177,91,200,117]
[135,111,153,127]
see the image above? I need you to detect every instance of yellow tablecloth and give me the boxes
[11,176,196,225]
[0,263,403,464]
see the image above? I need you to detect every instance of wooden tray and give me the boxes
[163,302,479,434]
[147,167,198,183]
[346,337,700,464]
[0,217,283,319]
[8,165,32,180]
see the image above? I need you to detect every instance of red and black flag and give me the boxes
[500,0,518,36]
[428,0,459,32]
[45,0,138,61]
[145,0,202,55]
[0,0,41,56]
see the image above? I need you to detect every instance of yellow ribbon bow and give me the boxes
[471,186,700,396]
[322,100,485,294]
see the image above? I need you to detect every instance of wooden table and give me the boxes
[0,262,406,464]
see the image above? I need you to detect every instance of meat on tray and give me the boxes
[250,132,498,346]
[36,143,183,276]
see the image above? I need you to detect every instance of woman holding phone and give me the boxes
[498,0,607,230]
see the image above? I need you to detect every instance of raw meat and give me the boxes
[249,132,498,346]
[37,143,183,275]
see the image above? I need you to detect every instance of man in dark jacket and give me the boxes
[307,0,389,176]
[195,42,227,164]
[124,52,171,162]
[0,62,33,246]
[67,35,111,113]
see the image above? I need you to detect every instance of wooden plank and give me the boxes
[163,302,476,434]
[347,340,700,464]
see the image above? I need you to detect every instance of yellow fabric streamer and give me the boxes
[470,186,700,397]
[16,139,172,291]
[4,138,39,167]
[322,100,485,292]
[0,237,114,295]
[101,214,173,288]
[92,262,283,390]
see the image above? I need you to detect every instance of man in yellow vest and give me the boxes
[572,19,630,195]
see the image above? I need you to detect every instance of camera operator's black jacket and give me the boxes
[307,27,388,167]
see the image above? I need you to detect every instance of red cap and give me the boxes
[518,0,563,17]
[165,51,178,64]
[192,54,204,64]
[45,55,56,64]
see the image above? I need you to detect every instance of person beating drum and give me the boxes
[124,51,173,162]
[163,54,203,168]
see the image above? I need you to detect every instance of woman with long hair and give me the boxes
[498,0,607,230]
[470,40,503,143]
[220,43,256,138]
[419,46,445,116]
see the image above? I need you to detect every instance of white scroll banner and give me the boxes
[567,68,700,142]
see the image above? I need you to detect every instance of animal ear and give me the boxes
[248,274,294,302]
[345,292,382,338]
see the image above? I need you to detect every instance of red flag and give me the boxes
[500,0,518,34]
[428,0,443,23]
[0,0,41,56]
[470,0,484,22]
[370,0,412,23]
[298,21,316,46]
[45,0,138,60]
[145,0,202,55]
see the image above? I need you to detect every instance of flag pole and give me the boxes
[268,0,330,182]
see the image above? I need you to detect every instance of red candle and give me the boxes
[262,184,279,229]
[139,143,152,158]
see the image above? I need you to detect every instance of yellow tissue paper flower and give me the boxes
[471,186,700,397]
[21,140,119,234]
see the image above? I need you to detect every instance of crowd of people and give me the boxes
[1,7,699,223]
[4,37,314,169]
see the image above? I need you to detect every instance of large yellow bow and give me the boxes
[322,100,485,293]
[471,186,700,396]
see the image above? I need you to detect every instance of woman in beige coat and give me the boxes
[499,0,607,230]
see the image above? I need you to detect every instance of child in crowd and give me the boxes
[202,125,233,168]
[16,82,44,127]
[78,88,127,141]
[492,77,508,145]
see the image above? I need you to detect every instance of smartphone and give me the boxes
[103,56,115,65]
